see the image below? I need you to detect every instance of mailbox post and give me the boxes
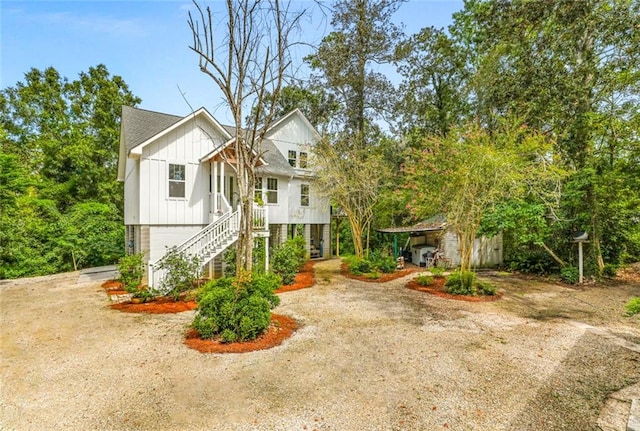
[572,231,588,284]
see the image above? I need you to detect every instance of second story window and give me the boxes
[299,152,308,168]
[288,150,297,167]
[267,177,278,204]
[301,183,309,207]
[168,163,186,198]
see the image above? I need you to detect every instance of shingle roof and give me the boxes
[121,106,182,152]
[377,215,447,233]
[121,106,297,177]
[257,139,296,176]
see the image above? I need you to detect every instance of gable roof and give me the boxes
[121,106,183,153]
[265,108,322,141]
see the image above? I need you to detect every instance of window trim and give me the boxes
[299,151,308,169]
[266,177,278,204]
[288,150,297,167]
[300,183,309,207]
[168,162,186,199]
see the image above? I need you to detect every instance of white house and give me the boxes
[117,106,330,287]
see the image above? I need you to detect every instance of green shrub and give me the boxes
[117,252,145,294]
[348,258,372,275]
[192,271,281,342]
[157,247,200,299]
[222,247,236,277]
[625,297,640,316]
[366,270,381,279]
[476,280,497,295]
[430,266,446,278]
[560,266,579,284]
[445,271,477,295]
[415,274,434,286]
[602,263,617,278]
[271,236,306,285]
[368,250,396,274]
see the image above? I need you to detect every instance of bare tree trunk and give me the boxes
[189,0,305,276]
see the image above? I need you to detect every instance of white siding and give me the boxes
[266,113,318,161]
[148,225,206,263]
[123,158,139,224]
[137,118,226,225]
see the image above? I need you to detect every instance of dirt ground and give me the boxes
[1,259,639,431]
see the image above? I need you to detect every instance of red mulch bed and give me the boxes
[275,261,316,293]
[101,280,127,295]
[110,297,197,314]
[184,313,298,353]
[406,277,502,302]
[340,263,423,283]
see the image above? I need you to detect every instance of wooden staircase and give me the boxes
[148,205,268,294]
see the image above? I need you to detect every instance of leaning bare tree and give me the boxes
[188,0,305,274]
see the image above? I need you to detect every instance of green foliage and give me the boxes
[507,251,557,276]
[368,250,396,274]
[345,251,396,277]
[0,65,139,278]
[348,257,372,275]
[271,236,306,285]
[430,266,446,278]
[415,274,434,286]
[444,271,477,296]
[602,264,618,278]
[192,272,281,342]
[59,202,124,269]
[222,247,237,278]
[117,253,144,294]
[560,266,579,285]
[476,280,497,296]
[157,247,200,299]
[625,297,640,317]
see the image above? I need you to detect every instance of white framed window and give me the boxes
[168,163,186,198]
[267,177,278,204]
[301,183,309,207]
[288,150,297,167]
[299,152,308,169]
[254,176,263,202]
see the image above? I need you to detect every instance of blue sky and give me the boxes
[1,0,463,122]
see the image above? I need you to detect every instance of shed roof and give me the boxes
[377,215,447,233]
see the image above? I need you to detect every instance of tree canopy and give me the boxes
[0,65,139,278]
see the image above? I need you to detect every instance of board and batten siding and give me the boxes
[136,119,225,226]
[266,113,318,154]
[287,178,330,225]
[441,229,503,268]
[148,225,207,263]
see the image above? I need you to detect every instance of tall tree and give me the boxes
[188,0,306,274]
[0,65,139,277]
[306,0,403,257]
[306,0,403,145]
[403,120,565,273]
[450,0,640,271]
[394,26,470,138]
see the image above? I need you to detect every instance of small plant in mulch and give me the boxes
[407,271,501,302]
[191,271,281,343]
[275,260,316,293]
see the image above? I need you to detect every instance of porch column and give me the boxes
[212,161,218,214]
[220,161,225,208]
[322,223,330,258]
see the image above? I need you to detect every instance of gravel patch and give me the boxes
[1,259,639,430]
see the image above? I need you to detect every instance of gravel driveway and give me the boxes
[1,259,639,430]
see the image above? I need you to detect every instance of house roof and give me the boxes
[121,106,183,153]
[119,106,309,179]
[377,215,447,233]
